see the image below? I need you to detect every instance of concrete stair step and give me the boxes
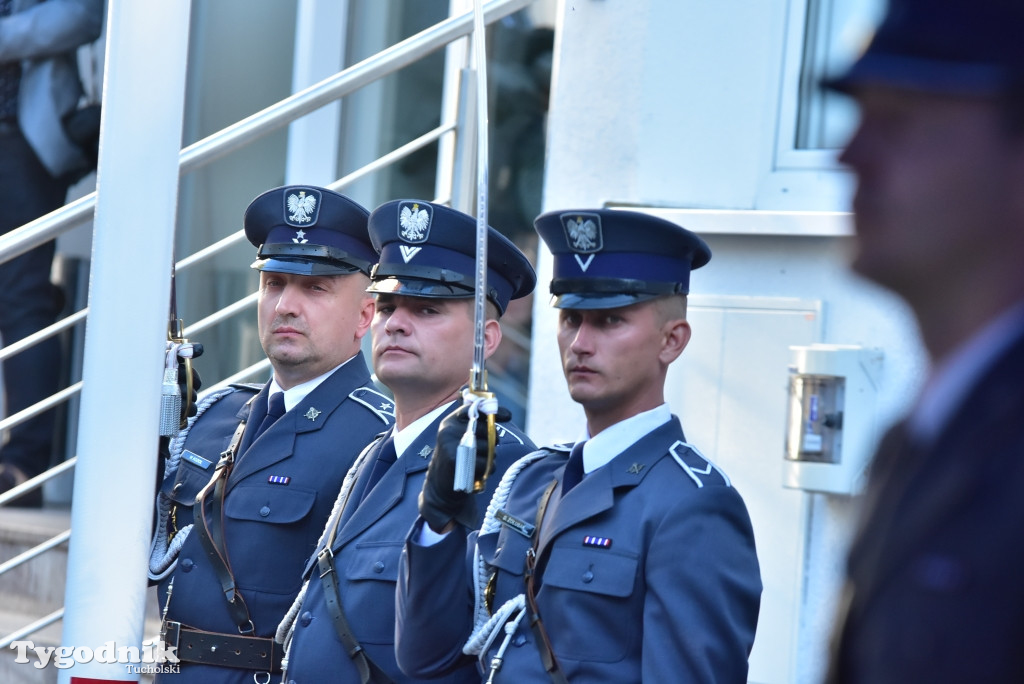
[1,507,162,683]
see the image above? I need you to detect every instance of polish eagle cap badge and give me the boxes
[560,212,603,254]
[284,188,322,227]
[398,201,432,244]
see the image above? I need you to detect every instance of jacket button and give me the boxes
[582,570,594,583]
[373,561,385,573]
[180,558,194,572]
[513,634,527,647]
[259,505,271,517]
[299,611,313,627]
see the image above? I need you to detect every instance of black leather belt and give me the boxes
[162,621,283,673]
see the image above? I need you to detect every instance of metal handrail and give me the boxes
[0,459,76,508]
[0,609,64,650]
[0,530,71,580]
[0,309,87,364]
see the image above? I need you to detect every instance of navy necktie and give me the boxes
[562,441,586,495]
[252,392,286,442]
[357,435,397,505]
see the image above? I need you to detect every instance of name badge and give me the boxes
[182,450,211,470]
[495,509,535,538]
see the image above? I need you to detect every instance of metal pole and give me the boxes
[58,1,192,681]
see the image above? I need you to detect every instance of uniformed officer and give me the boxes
[396,209,762,683]
[823,2,1024,682]
[148,186,394,683]
[277,199,538,683]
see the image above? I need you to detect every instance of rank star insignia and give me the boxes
[418,446,433,459]
[304,407,321,421]
[380,401,393,413]
[627,463,645,474]
[293,229,308,244]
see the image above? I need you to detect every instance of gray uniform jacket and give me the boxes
[396,416,762,683]
[282,403,536,683]
[153,354,392,684]
[0,0,103,176]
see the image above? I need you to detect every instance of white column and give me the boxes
[58,0,192,681]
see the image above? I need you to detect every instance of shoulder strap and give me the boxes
[316,547,395,684]
[523,481,569,684]
[190,401,257,634]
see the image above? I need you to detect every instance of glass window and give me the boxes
[794,0,885,150]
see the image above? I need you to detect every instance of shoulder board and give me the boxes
[348,387,395,425]
[494,423,525,445]
[668,440,732,489]
[227,382,263,393]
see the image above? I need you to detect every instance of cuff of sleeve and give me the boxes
[414,516,452,547]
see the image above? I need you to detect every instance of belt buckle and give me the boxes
[160,620,181,653]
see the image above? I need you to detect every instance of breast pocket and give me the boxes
[342,541,404,644]
[222,484,318,594]
[541,544,639,662]
[163,454,217,526]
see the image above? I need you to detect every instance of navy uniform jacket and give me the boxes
[396,416,762,683]
[828,328,1024,684]
[282,403,536,683]
[153,354,392,684]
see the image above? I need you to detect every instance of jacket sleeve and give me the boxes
[0,0,104,62]
[642,484,762,683]
[395,519,478,678]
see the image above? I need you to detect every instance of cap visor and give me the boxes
[251,257,361,276]
[550,292,662,310]
[824,54,1010,96]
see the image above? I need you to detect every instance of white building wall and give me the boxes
[528,1,928,681]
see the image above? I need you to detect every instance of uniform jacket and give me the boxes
[0,0,103,176]
[282,403,536,684]
[396,416,762,683]
[828,328,1024,684]
[153,354,393,684]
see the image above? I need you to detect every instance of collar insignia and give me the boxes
[419,445,433,459]
[627,463,645,475]
[304,407,321,422]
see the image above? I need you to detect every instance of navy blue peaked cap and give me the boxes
[245,186,376,276]
[366,200,536,316]
[534,208,711,310]
[826,0,1024,96]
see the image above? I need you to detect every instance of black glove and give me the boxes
[419,403,511,533]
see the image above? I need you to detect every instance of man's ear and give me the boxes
[482,318,503,359]
[659,318,691,366]
[354,293,375,340]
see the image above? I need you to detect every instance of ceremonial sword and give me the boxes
[453,0,498,492]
